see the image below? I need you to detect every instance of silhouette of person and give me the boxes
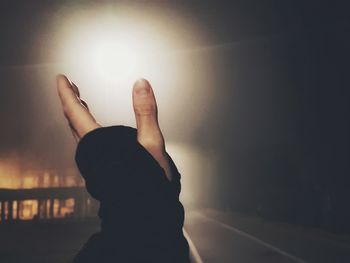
[56,75,190,262]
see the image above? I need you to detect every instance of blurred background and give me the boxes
[0,1,349,262]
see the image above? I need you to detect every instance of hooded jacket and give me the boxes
[73,125,190,263]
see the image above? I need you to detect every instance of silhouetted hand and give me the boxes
[56,75,174,181]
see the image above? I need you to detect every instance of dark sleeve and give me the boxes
[75,125,181,202]
[73,125,190,263]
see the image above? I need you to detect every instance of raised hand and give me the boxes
[56,75,173,180]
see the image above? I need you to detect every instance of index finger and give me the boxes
[56,74,101,139]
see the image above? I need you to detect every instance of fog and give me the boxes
[0,1,349,233]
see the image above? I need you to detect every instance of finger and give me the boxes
[56,74,101,138]
[72,82,89,110]
[132,79,164,146]
[80,98,89,110]
[68,121,80,143]
[71,82,80,97]
[132,79,174,181]
[61,84,80,142]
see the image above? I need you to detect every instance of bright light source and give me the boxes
[58,11,171,87]
[54,9,179,123]
[92,39,138,82]
[52,5,205,126]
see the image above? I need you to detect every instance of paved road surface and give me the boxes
[185,211,303,263]
[184,210,350,263]
[1,210,349,262]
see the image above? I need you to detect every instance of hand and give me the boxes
[56,75,174,181]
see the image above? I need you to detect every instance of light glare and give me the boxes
[92,40,138,82]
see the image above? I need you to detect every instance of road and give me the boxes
[1,210,349,262]
[184,210,350,263]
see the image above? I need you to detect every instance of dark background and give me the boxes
[0,1,349,234]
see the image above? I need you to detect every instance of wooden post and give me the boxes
[43,200,47,218]
[0,201,5,222]
[49,198,54,219]
[16,200,20,220]
[58,199,63,217]
[8,200,13,221]
[36,199,41,219]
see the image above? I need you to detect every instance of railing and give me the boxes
[0,187,98,222]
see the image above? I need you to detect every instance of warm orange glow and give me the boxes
[0,155,86,221]
[0,155,84,189]
[0,158,21,188]
[21,200,38,220]
[53,199,60,217]
[60,198,75,218]
[0,198,79,221]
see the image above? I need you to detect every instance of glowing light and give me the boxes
[59,13,170,88]
[53,5,203,125]
[92,41,138,82]
[21,200,38,220]
[60,198,75,217]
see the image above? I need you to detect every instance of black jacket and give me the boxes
[73,125,190,263]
